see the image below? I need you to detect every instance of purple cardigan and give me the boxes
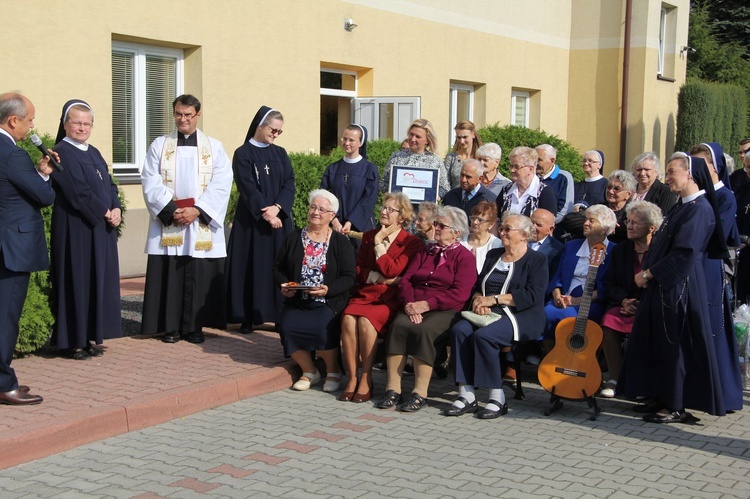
[397,244,476,312]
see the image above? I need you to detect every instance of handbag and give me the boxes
[460,310,502,328]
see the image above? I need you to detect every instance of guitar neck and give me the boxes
[574,264,598,335]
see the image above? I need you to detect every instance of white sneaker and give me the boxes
[599,380,617,398]
[292,370,321,391]
[526,355,541,366]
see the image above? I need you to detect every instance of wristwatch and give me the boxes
[642,270,651,281]
[494,295,500,305]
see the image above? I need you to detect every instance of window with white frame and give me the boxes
[511,90,530,127]
[320,68,357,154]
[658,4,677,79]
[111,41,184,181]
[449,83,474,145]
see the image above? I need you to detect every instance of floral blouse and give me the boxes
[300,228,329,302]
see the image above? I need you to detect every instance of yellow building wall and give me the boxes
[0,0,687,274]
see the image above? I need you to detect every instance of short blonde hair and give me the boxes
[409,118,438,153]
[382,191,414,226]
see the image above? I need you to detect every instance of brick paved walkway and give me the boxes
[1,370,749,497]
[0,278,294,469]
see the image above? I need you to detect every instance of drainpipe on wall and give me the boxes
[619,0,633,170]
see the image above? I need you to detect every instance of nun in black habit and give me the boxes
[226,106,296,332]
[50,99,122,359]
[320,124,380,251]
[618,153,727,423]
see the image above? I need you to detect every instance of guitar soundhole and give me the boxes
[568,335,586,351]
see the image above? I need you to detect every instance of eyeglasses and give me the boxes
[469,216,491,224]
[582,159,601,164]
[434,221,453,231]
[509,164,531,171]
[606,185,625,193]
[68,121,93,128]
[380,206,401,214]
[498,226,522,233]
[308,205,334,214]
[626,219,647,226]
[173,112,197,120]
[266,125,283,136]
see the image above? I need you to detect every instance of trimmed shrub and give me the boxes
[477,124,584,181]
[14,132,127,356]
[675,79,748,153]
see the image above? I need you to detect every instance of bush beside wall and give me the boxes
[675,80,749,153]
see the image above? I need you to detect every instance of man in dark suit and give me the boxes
[0,93,56,405]
[442,159,496,221]
[529,208,564,282]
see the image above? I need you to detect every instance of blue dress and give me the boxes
[702,184,742,410]
[619,196,726,415]
[320,157,379,237]
[574,178,608,207]
[50,140,122,349]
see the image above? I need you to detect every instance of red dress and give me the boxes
[343,228,422,334]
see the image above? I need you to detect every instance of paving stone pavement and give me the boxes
[1,369,749,498]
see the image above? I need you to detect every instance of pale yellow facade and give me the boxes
[0,0,689,275]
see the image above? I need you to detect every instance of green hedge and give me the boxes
[675,79,749,153]
[15,132,127,356]
[477,124,584,181]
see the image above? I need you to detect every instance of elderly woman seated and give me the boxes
[599,201,662,398]
[339,192,422,403]
[414,201,439,245]
[273,189,356,391]
[543,204,616,354]
[461,201,503,273]
[446,214,548,419]
[376,206,476,412]
[558,170,636,244]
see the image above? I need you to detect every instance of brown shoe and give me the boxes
[0,388,43,405]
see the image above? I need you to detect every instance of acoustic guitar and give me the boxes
[538,243,607,401]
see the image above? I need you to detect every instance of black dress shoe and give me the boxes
[643,410,692,424]
[443,397,478,416]
[239,323,253,334]
[633,399,664,413]
[0,388,43,405]
[376,390,403,409]
[398,393,427,412]
[85,343,103,357]
[477,400,508,419]
[185,331,205,344]
[162,332,180,343]
[68,348,91,360]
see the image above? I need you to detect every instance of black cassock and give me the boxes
[226,141,295,325]
[618,196,726,415]
[50,140,121,349]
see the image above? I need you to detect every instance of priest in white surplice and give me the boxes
[140,94,232,344]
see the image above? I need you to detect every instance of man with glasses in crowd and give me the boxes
[730,138,750,192]
[140,94,233,344]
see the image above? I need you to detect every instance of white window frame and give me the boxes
[320,68,357,98]
[449,83,475,145]
[658,6,668,76]
[352,97,421,142]
[111,41,184,181]
[511,90,530,127]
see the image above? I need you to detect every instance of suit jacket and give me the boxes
[476,248,549,341]
[443,184,497,220]
[0,133,55,272]
[546,238,613,304]
[531,236,564,281]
